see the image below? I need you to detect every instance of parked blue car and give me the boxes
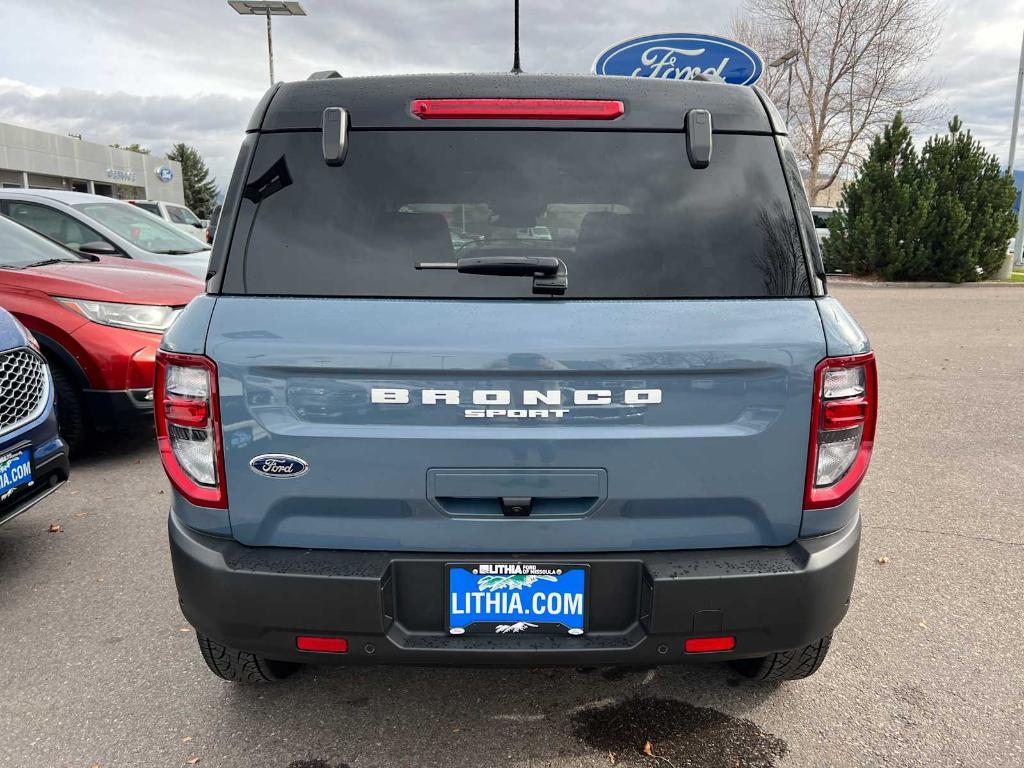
[161,73,877,683]
[0,307,69,527]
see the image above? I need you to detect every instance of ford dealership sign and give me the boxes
[593,33,764,86]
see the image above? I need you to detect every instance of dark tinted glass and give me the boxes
[233,131,810,298]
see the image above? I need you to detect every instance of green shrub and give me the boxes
[824,114,1017,282]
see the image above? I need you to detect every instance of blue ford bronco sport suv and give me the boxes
[161,73,876,683]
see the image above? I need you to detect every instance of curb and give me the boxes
[827,277,1024,289]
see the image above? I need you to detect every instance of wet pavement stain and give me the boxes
[571,696,787,768]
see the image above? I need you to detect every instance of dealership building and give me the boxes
[0,121,185,204]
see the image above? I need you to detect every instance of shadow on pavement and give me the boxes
[71,427,156,469]
[216,662,788,767]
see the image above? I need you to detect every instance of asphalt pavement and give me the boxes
[1,285,1022,768]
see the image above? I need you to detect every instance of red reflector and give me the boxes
[411,98,625,120]
[822,398,868,430]
[296,636,348,653]
[684,636,736,653]
[164,396,208,427]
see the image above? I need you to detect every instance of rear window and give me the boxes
[230,130,811,298]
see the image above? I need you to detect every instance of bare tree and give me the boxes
[733,0,941,204]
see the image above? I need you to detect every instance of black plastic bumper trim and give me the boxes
[168,511,860,666]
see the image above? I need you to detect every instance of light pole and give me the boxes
[1009,28,1024,267]
[769,49,800,124]
[228,1,307,88]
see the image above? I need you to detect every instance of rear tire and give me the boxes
[729,633,833,681]
[49,362,89,455]
[196,632,300,683]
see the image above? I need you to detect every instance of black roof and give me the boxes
[248,74,783,134]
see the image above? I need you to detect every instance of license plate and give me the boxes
[0,448,33,501]
[447,563,587,636]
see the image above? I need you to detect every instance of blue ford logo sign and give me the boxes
[249,454,309,479]
[593,33,764,86]
[155,166,174,183]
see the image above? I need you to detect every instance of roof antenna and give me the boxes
[511,0,522,73]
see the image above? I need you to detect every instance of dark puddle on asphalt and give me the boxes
[572,696,787,768]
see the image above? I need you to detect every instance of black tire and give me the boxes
[729,633,833,681]
[196,632,300,683]
[49,361,89,455]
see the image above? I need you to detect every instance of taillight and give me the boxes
[804,353,877,510]
[411,98,625,120]
[155,350,227,509]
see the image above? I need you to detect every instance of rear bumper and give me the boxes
[169,511,860,666]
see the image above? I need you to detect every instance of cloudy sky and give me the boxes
[1,0,1023,188]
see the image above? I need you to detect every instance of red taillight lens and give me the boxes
[296,636,348,653]
[684,636,736,653]
[821,399,868,430]
[411,98,625,120]
[155,350,227,509]
[164,396,208,427]
[805,353,877,510]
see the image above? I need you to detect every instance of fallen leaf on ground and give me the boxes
[74,511,89,518]
[182,736,193,743]
[179,627,192,633]
[877,556,890,564]
[186,758,200,766]
[608,751,616,764]
[48,523,62,533]
[643,741,654,757]
[919,620,928,628]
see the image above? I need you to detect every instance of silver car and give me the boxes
[0,190,210,278]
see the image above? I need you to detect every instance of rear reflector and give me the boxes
[684,636,736,653]
[296,636,348,653]
[411,98,625,120]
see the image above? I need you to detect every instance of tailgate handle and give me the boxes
[427,469,607,519]
[500,497,533,517]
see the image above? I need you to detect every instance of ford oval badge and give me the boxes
[593,33,764,86]
[249,454,309,479]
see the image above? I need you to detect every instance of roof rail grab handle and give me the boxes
[685,109,713,169]
[322,107,349,166]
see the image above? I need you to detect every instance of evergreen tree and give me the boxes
[824,112,932,279]
[917,117,1017,282]
[165,143,218,219]
[827,114,1018,282]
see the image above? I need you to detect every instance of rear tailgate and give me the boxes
[210,297,824,552]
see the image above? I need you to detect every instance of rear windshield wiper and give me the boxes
[416,255,567,295]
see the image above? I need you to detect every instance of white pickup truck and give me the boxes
[127,200,208,240]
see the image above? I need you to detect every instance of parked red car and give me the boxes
[0,214,203,452]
